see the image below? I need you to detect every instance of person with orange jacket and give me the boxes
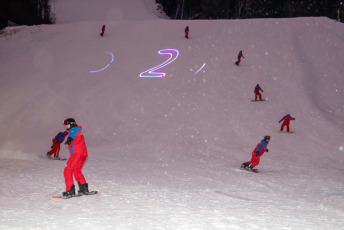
[241,136,270,170]
[61,118,90,198]
[279,114,295,132]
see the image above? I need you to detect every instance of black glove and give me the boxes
[256,151,259,156]
[266,149,269,152]
[64,137,73,145]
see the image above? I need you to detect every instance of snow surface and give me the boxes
[1,0,344,229]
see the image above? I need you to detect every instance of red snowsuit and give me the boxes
[47,132,65,157]
[235,51,244,65]
[254,85,263,101]
[185,26,189,38]
[279,115,295,132]
[244,140,268,168]
[100,25,105,37]
[64,126,88,191]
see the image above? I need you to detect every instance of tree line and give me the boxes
[157,0,344,21]
[0,0,54,30]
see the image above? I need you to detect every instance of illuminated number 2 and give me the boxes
[139,49,179,78]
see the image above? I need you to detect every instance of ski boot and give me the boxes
[62,185,75,198]
[241,163,249,169]
[247,164,253,171]
[53,154,60,160]
[78,182,89,195]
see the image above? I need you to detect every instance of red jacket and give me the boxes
[279,116,295,125]
[66,126,88,156]
[252,140,268,157]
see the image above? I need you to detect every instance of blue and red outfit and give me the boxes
[64,126,88,191]
[185,26,189,39]
[235,50,245,66]
[100,25,105,37]
[243,139,269,169]
[47,132,66,158]
[279,114,295,132]
[254,84,263,101]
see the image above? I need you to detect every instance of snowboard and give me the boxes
[40,155,67,161]
[53,191,98,199]
[278,130,294,134]
[251,99,266,102]
[239,167,259,173]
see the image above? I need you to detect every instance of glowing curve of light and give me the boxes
[193,62,206,75]
[139,48,179,78]
[88,51,114,73]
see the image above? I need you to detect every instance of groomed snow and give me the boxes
[0,1,344,229]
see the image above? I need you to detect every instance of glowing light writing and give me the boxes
[88,51,114,73]
[139,49,179,78]
[193,63,206,75]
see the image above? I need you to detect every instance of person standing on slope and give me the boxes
[185,26,189,39]
[100,25,105,37]
[254,84,264,101]
[241,136,270,170]
[47,131,66,159]
[235,50,245,66]
[279,114,295,132]
[62,118,90,198]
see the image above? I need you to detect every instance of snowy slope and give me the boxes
[0,1,344,229]
[52,0,165,23]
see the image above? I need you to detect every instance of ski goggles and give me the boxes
[62,120,69,125]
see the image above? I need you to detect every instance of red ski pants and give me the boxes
[48,142,61,157]
[64,155,87,191]
[236,57,242,65]
[255,92,262,100]
[281,123,290,132]
[244,153,260,168]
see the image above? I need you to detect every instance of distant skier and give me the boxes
[62,118,90,198]
[279,114,295,132]
[241,136,270,170]
[254,84,264,101]
[100,25,105,37]
[235,50,245,66]
[185,26,189,39]
[46,132,66,159]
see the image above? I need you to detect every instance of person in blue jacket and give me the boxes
[241,136,270,170]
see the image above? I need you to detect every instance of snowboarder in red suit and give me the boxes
[241,136,270,170]
[47,132,66,159]
[279,114,295,132]
[235,50,245,66]
[62,118,90,198]
[100,25,105,37]
[254,84,264,101]
[185,26,189,39]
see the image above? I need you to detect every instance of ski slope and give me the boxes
[0,0,344,229]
